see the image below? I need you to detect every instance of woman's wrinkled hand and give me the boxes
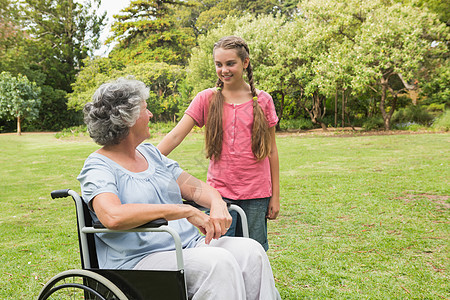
[209,200,233,238]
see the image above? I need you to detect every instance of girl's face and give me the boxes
[214,47,249,86]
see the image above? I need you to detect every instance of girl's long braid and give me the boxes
[205,79,225,159]
[247,62,272,160]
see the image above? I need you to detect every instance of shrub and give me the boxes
[279,118,314,131]
[393,122,428,131]
[362,117,384,131]
[426,103,446,114]
[392,105,434,126]
[55,125,88,138]
[431,110,450,131]
[148,121,177,134]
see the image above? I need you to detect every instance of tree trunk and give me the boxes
[298,89,327,131]
[334,88,338,127]
[341,88,345,128]
[17,116,22,135]
[379,77,391,130]
[276,88,285,131]
[306,91,328,131]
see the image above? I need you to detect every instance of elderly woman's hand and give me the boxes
[209,199,233,237]
[186,209,219,244]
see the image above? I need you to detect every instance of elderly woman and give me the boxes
[77,77,280,300]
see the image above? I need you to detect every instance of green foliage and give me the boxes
[148,120,177,134]
[0,0,106,132]
[68,57,125,111]
[397,0,450,26]
[107,0,195,66]
[278,118,314,131]
[69,60,187,122]
[297,0,449,130]
[362,117,385,131]
[174,0,298,37]
[35,85,82,131]
[392,105,434,126]
[425,103,446,116]
[54,125,88,139]
[0,71,40,134]
[431,109,450,131]
[393,122,427,131]
[20,0,106,92]
[123,62,186,121]
[419,61,450,107]
[186,4,449,130]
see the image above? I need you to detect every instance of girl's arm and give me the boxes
[157,114,196,156]
[267,126,280,220]
[176,171,232,241]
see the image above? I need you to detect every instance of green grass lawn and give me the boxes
[0,132,448,299]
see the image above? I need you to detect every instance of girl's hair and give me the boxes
[83,77,149,146]
[205,36,272,160]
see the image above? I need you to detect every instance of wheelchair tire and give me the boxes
[38,269,129,300]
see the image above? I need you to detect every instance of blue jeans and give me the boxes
[223,197,270,251]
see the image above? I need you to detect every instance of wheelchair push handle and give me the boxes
[51,189,71,199]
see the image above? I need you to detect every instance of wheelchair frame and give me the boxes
[38,189,249,300]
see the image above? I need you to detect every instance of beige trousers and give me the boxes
[134,237,280,300]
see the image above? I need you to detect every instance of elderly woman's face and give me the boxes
[132,100,153,140]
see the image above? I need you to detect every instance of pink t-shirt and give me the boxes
[185,88,278,200]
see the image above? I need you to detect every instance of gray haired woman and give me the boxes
[78,77,281,299]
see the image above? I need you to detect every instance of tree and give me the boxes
[0,0,107,131]
[296,0,449,130]
[174,0,299,37]
[348,2,448,129]
[396,0,450,26]
[69,58,186,121]
[123,62,186,121]
[20,0,106,92]
[68,57,125,111]
[107,0,195,65]
[0,0,33,77]
[0,72,40,135]
[419,61,450,107]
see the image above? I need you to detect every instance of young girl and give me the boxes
[158,36,279,251]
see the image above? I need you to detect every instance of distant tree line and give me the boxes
[0,0,448,133]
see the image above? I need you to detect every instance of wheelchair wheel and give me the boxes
[38,269,128,300]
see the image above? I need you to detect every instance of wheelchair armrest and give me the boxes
[183,200,209,210]
[183,200,231,210]
[93,218,168,229]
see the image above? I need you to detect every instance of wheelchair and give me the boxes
[38,189,249,300]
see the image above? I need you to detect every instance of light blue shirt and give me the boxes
[77,143,202,269]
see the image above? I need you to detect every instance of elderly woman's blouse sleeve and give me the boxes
[77,157,118,209]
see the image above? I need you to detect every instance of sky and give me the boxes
[94,0,131,56]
